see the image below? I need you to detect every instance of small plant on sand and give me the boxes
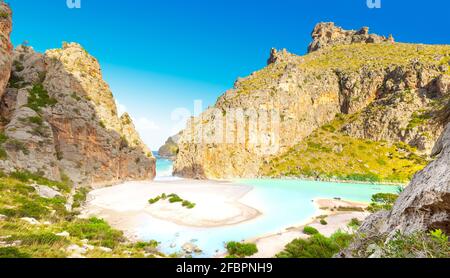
[303,226,319,235]
[148,193,195,209]
[148,196,161,204]
[182,200,196,209]
[225,241,258,258]
[168,194,183,203]
[320,219,328,225]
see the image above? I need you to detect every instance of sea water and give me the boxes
[136,157,399,257]
[154,152,181,181]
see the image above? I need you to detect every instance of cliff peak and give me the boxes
[308,22,394,53]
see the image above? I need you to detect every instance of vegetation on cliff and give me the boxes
[261,114,429,183]
[174,22,450,181]
[0,172,163,258]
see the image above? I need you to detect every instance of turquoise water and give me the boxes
[142,157,398,257]
[153,152,177,179]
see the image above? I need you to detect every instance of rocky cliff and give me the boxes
[158,133,180,160]
[0,42,155,187]
[0,3,12,99]
[174,23,450,181]
[308,22,394,53]
[339,119,450,257]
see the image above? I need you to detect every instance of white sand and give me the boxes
[82,180,371,258]
[81,179,261,229]
[247,199,370,258]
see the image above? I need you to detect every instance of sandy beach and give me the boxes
[247,199,370,258]
[81,179,261,231]
[82,178,372,258]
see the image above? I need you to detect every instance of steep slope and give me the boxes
[174,23,450,180]
[0,43,155,187]
[0,3,12,98]
[339,119,450,257]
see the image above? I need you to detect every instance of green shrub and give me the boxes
[182,200,196,209]
[10,170,71,193]
[0,11,10,19]
[320,219,328,225]
[276,230,353,258]
[381,230,449,258]
[348,218,362,229]
[0,133,8,160]
[13,60,25,72]
[0,199,49,219]
[72,187,91,209]
[134,240,159,249]
[367,193,399,213]
[0,247,31,258]
[168,195,183,203]
[27,116,44,125]
[148,196,161,204]
[7,73,25,89]
[13,232,66,245]
[0,148,7,160]
[27,84,57,112]
[148,193,194,208]
[226,241,258,258]
[336,206,365,212]
[303,226,319,235]
[70,92,81,101]
[65,218,124,249]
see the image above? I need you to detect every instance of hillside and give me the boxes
[174,23,450,182]
[0,4,155,188]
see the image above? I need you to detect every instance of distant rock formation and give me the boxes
[308,22,394,53]
[174,22,449,180]
[0,42,155,187]
[0,3,13,98]
[158,133,180,160]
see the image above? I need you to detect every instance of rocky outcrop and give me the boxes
[0,43,155,187]
[0,3,12,99]
[158,133,181,160]
[339,122,450,257]
[174,23,450,180]
[120,112,151,156]
[308,22,394,53]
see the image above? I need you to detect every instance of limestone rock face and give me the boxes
[120,112,151,156]
[339,123,450,257]
[0,43,155,187]
[0,3,13,99]
[308,22,393,53]
[158,133,181,160]
[173,23,450,180]
[341,62,449,153]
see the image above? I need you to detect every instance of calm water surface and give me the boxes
[142,156,398,257]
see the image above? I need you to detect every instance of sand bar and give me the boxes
[81,179,261,231]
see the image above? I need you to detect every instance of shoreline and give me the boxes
[251,176,407,186]
[245,198,369,258]
[81,177,377,257]
[81,179,262,229]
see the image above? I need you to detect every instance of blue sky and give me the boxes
[6,0,450,149]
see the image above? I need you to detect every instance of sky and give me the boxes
[6,0,450,150]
